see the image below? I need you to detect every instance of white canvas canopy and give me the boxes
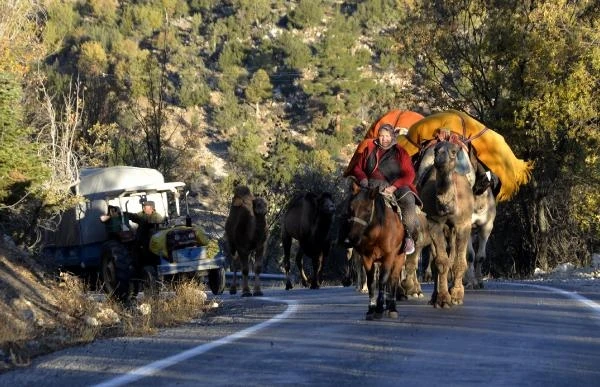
[76,166,165,199]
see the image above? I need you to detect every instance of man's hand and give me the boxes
[383,186,397,195]
[100,215,110,222]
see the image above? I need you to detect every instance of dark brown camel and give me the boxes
[418,140,474,308]
[282,192,335,290]
[224,186,268,297]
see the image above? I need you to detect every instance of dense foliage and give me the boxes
[0,0,598,278]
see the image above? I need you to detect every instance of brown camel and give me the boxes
[418,141,474,308]
[224,186,268,297]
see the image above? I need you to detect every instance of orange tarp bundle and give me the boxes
[397,110,533,202]
[343,110,425,176]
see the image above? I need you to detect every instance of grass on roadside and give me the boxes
[0,271,215,372]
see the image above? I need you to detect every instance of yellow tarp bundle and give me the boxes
[150,226,209,257]
[397,110,533,201]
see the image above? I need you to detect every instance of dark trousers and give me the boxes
[395,190,418,239]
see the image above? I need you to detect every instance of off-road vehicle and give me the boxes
[42,166,226,301]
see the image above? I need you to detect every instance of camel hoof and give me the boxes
[433,301,451,309]
[285,281,293,290]
[387,310,399,319]
[301,279,309,288]
[241,291,253,297]
[341,278,352,287]
[373,312,384,320]
[310,283,320,290]
[229,287,237,295]
[253,290,263,297]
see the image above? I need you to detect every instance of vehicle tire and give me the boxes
[101,240,138,302]
[141,265,159,298]
[208,267,226,295]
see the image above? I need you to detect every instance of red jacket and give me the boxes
[350,139,417,193]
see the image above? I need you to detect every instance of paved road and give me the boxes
[1,282,600,387]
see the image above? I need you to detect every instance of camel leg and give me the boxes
[353,249,367,293]
[401,248,423,299]
[464,236,477,289]
[253,247,264,297]
[430,223,451,308]
[239,253,252,297]
[450,224,470,305]
[474,221,493,289]
[341,247,354,287]
[420,245,433,282]
[282,232,293,290]
[229,252,239,295]
[310,253,323,289]
[295,247,309,288]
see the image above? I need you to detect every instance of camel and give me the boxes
[282,191,335,290]
[418,140,474,307]
[224,186,268,297]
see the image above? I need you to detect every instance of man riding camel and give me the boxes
[347,123,421,254]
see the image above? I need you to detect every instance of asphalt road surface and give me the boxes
[1,281,600,387]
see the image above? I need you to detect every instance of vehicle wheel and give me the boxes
[141,265,159,298]
[208,267,226,295]
[101,240,138,302]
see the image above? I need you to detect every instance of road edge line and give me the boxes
[92,297,298,387]
[501,282,600,318]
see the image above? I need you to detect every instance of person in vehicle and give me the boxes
[99,205,126,239]
[125,201,165,262]
[348,123,421,254]
[126,201,164,225]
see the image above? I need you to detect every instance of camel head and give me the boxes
[434,141,461,174]
[317,192,336,217]
[252,197,268,217]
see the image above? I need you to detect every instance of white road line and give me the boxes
[502,282,600,319]
[92,297,298,387]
